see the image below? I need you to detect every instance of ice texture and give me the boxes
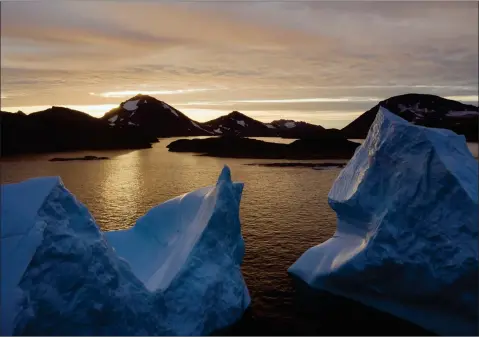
[1,166,250,336]
[288,107,479,336]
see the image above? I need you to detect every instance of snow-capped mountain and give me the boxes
[201,111,274,137]
[342,93,479,141]
[102,94,212,137]
[202,113,346,139]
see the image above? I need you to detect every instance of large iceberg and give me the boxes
[1,166,250,336]
[288,107,478,336]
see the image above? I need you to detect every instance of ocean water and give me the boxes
[1,138,476,335]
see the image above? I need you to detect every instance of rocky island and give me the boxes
[167,136,360,159]
[245,163,346,170]
[49,155,109,162]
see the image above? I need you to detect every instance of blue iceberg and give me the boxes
[288,107,479,336]
[1,166,250,336]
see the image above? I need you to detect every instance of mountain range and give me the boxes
[1,93,477,156]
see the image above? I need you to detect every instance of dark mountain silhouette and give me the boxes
[2,93,476,157]
[201,111,274,137]
[101,94,212,137]
[167,135,360,159]
[267,119,329,139]
[0,107,155,157]
[341,93,479,141]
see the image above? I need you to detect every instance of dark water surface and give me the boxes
[3,138,473,335]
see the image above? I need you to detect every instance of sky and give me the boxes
[1,0,478,128]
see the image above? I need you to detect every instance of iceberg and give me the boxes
[1,166,250,336]
[288,107,479,336]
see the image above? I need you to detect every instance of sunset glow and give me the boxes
[1,1,477,128]
[0,104,120,118]
[90,89,215,98]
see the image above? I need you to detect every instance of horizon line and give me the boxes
[1,93,478,128]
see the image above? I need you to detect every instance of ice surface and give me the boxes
[288,107,479,336]
[123,99,140,111]
[1,166,250,335]
[1,177,60,336]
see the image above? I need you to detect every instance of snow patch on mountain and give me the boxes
[397,102,479,120]
[191,121,212,134]
[161,102,179,117]
[265,124,276,129]
[284,121,296,128]
[397,103,430,115]
[108,115,118,123]
[214,128,222,134]
[123,100,140,112]
[236,120,246,127]
[446,110,479,118]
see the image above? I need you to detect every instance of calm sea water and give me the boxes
[1,138,476,335]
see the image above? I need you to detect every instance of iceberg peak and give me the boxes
[1,166,250,336]
[289,107,478,336]
[217,164,232,184]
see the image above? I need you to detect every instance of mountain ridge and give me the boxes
[101,94,212,137]
[0,107,155,156]
[1,93,477,156]
[341,93,478,141]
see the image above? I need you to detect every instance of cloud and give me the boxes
[445,95,479,103]
[90,89,217,98]
[178,97,383,105]
[0,104,119,118]
[1,0,477,127]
